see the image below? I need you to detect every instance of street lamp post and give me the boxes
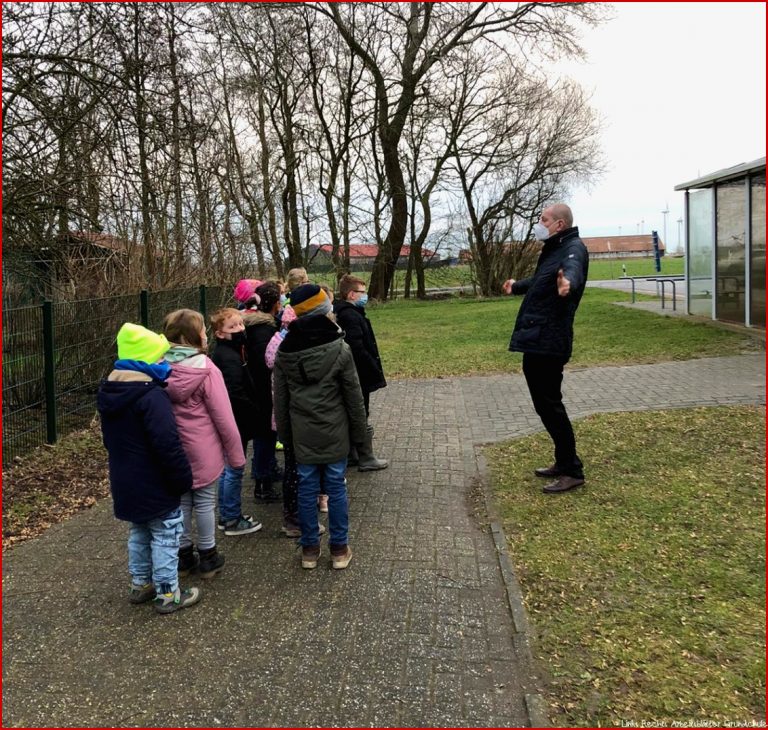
[661,204,669,256]
[677,218,683,254]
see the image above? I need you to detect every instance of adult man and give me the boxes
[503,203,589,493]
[333,274,388,471]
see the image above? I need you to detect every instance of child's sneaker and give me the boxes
[330,545,353,570]
[223,515,263,536]
[281,518,301,538]
[317,494,329,513]
[301,545,321,569]
[218,513,257,531]
[154,586,201,614]
[128,582,156,604]
[281,520,325,538]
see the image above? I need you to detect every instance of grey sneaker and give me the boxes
[223,516,263,536]
[128,582,156,604]
[153,586,201,614]
[218,513,256,531]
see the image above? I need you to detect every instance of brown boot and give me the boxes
[542,475,585,494]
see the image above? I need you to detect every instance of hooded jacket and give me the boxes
[243,309,278,437]
[509,226,589,360]
[164,349,245,487]
[333,300,387,394]
[97,370,192,523]
[210,335,260,439]
[274,315,367,464]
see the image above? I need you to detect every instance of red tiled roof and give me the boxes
[582,234,665,254]
[315,244,435,258]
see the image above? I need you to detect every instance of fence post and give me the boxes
[199,285,207,318]
[140,290,149,327]
[42,300,58,445]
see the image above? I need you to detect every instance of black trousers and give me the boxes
[522,353,584,478]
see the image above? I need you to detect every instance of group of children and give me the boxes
[97,269,389,614]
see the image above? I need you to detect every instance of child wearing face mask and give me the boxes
[210,308,264,536]
[333,275,388,472]
[163,309,256,582]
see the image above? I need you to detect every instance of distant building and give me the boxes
[582,234,665,259]
[458,234,664,263]
[675,156,765,328]
[308,244,436,267]
[3,231,160,303]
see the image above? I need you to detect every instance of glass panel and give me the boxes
[716,180,747,323]
[688,189,713,317]
[750,172,766,327]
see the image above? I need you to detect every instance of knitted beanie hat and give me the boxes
[290,284,332,318]
[233,279,262,305]
[116,323,170,364]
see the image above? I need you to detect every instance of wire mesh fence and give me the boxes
[2,285,232,466]
[2,305,47,464]
[52,294,140,444]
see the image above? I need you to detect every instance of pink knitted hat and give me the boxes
[233,279,262,304]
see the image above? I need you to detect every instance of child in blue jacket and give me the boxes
[97,323,201,614]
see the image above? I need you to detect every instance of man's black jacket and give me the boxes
[509,226,589,361]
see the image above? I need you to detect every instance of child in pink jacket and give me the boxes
[163,309,259,580]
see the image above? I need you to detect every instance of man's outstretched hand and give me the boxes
[502,278,515,295]
[557,269,571,297]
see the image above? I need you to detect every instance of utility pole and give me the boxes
[661,204,669,254]
[677,218,683,254]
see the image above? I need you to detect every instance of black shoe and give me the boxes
[542,475,585,494]
[178,545,198,577]
[535,464,562,478]
[254,478,282,503]
[197,547,225,579]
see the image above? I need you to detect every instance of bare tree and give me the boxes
[313,1,605,299]
[450,68,602,296]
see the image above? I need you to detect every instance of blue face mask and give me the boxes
[354,294,369,308]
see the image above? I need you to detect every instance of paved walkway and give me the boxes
[3,354,764,728]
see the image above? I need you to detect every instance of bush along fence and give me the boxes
[2,285,226,466]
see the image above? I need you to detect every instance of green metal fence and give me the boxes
[2,285,230,466]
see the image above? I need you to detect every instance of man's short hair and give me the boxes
[549,203,573,228]
[339,274,366,300]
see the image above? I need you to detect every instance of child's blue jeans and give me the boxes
[251,431,277,479]
[218,463,244,523]
[127,507,183,594]
[297,460,348,547]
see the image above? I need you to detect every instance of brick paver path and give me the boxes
[3,354,764,728]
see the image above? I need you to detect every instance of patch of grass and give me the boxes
[486,406,766,727]
[588,256,684,280]
[2,424,109,548]
[367,289,760,379]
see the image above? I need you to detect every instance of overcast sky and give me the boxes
[556,2,766,250]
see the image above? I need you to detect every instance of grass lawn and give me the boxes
[485,406,766,727]
[367,288,760,379]
[311,257,684,290]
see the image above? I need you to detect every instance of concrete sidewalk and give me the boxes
[3,353,764,728]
